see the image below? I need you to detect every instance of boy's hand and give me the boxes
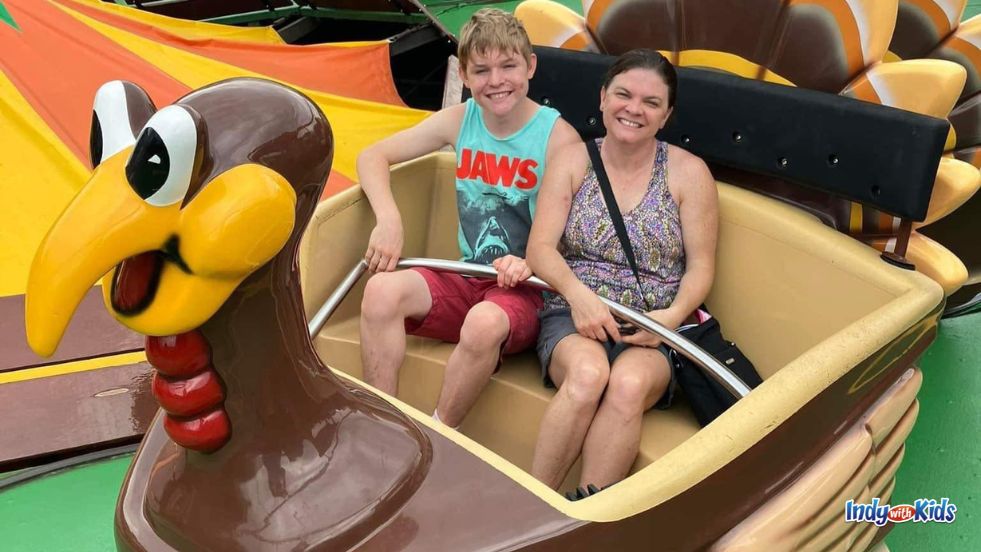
[365,222,403,272]
[568,287,621,343]
[492,255,531,288]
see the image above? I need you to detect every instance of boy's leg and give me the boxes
[434,302,509,427]
[436,285,542,427]
[360,270,433,395]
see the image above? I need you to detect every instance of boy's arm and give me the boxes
[358,105,465,272]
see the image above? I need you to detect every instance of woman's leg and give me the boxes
[579,347,670,488]
[531,335,611,490]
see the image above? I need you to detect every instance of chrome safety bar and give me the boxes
[309,258,751,399]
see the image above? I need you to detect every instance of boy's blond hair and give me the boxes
[457,8,534,71]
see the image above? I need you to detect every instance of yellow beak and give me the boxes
[26,151,296,357]
[26,151,178,356]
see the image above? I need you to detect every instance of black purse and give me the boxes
[585,139,761,426]
[672,318,762,426]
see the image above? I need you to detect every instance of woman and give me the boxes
[527,49,718,494]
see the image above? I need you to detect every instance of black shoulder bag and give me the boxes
[585,139,762,426]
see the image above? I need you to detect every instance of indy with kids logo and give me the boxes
[845,498,957,527]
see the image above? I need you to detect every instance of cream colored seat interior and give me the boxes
[299,152,940,511]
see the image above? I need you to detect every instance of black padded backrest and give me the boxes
[527,46,949,221]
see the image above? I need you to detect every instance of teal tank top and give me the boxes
[454,98,560,264]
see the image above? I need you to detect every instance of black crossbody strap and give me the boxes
[585,139,652,312]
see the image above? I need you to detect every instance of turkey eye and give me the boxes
[126,128,170,200]
[125,105,198,207]
[91,80,139,168]
[90,111,104,168]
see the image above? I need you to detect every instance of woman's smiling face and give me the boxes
[600,67,673,144]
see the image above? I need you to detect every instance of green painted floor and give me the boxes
[0,455,131,551]
[0,313,976,551]
[421,0,583,36]
[887,313,980,551]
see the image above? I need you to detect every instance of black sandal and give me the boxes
[564,483,608,501]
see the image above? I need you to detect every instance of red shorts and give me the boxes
[405,268,543,355]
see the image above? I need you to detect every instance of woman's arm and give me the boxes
[528,143,623,342]
[668,152,718,318]
[623,151,718,346]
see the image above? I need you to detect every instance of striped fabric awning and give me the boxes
[1,0,430,299]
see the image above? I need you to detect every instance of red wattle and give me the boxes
[163,409,231,453]
[152,369,224,417]
[146,331,211,377]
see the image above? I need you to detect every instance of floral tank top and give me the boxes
[544,139,685,312]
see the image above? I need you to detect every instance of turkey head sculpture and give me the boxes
[25,78,432,551]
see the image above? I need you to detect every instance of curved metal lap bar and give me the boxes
[309,257,752,399]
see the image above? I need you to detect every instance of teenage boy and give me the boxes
[357,8,580,428]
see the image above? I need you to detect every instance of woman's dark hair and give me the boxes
[601,49,678,108]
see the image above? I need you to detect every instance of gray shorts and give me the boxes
[536,308,676,410]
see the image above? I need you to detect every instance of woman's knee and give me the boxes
[458,302,510,352]
[606,362,668,415]
[561,360,610,406]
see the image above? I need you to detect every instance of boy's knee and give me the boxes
[362,272,406,321]
[458,302,510,351]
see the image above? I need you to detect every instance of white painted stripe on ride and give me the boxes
[866,70,895,107]
[885,236,897,253]
[939,0,963,28]
[844,0,873,64]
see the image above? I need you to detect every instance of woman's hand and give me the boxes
[621,308,685,348]
[568,287,621,342]
[365,220,403,273]
[492,255,532,288]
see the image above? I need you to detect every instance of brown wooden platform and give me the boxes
[0,360,156,470]
[0,287,144,373]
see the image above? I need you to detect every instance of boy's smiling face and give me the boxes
[461,48,537,119]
